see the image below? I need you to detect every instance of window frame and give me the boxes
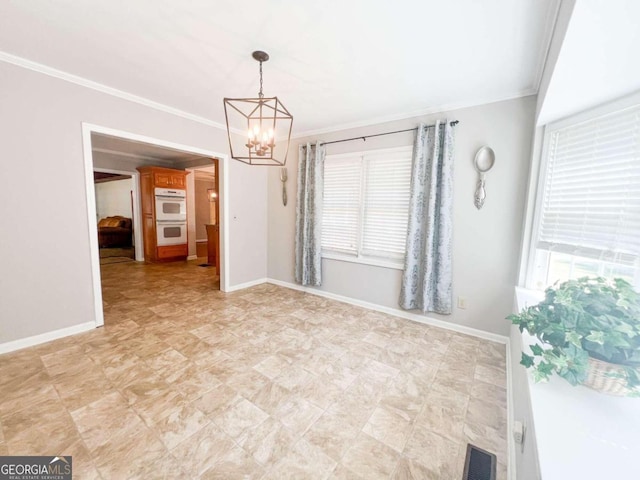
[321,145,413,271]
[522,91,640,290]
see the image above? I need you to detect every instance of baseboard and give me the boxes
[266,278,509,344]
[224,278,268,293]
[0,321,96,355]
[187,255,198,260]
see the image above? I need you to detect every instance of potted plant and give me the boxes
[508,276,640,396]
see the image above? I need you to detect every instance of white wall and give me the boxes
[94,178,133,220]
[0,61,267,345]
[267,96,536,336]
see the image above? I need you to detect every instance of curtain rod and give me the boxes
[303,120,459,148]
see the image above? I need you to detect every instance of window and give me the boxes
[322,146,412,267]
[528,101,640,290]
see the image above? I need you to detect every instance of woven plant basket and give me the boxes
[583,357,636,396]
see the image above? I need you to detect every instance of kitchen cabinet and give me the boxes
[137,166,189,263]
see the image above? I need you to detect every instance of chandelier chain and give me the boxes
[258,61,264,99]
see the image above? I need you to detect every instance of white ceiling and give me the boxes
[538,0,640,125]
[0,0,559,136]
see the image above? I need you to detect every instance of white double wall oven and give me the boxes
[155,187,187,246]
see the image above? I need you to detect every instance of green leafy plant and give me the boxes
[508,277,640,392]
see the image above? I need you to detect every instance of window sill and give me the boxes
[514,286,544,310]
[527,362,639,479]
[514,287,639,479]
[321,252,404,271]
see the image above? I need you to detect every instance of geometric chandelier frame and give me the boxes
[223,51,293,166]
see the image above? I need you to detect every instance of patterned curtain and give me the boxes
[295,142,325,286]
[399,121,455,314]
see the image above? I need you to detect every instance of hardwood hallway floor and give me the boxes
[0,261,507,479]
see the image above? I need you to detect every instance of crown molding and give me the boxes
[291,89,538,140]
[533,0,563,92]
[0,50,230,130]
[1,50,540,142]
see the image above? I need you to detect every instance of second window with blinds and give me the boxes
[322,146,412,269]
[527,99,640,290]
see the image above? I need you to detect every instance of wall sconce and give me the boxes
[280,168,288,206]
[473,146,495,209]
[207,189,217,202]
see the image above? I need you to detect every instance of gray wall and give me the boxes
[0,61,267,345]
[267,96,536,336]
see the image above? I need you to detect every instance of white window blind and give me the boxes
[537,104,640,266]
[322,156,362,255]
[361,151,412,258]
[322,147,412,264]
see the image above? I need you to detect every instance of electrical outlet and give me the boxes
[457,296,467,309]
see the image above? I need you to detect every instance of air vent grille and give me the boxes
[462,444,496,480]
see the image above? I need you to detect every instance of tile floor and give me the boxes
[0,260,507,479]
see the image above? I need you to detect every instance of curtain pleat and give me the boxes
[399,121,455,314]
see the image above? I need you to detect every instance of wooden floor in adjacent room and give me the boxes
[0,260,507,479]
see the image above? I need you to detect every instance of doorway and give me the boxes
[93,170,141,264]
[190,163,220,271]
[82,123,230,328]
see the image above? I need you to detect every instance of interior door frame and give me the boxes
[92,167,144,262]
[81,123,230,328]
[187,161,220,269]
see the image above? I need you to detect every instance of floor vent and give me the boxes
[462,444,496,480]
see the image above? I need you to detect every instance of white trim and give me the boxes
[82,126,106,327]
[225,278,269,293]
[0,322,95,355]
[545,89,640,131]
[291,91,537,140]
[325,145,413,160]
[533,0,563,92]
[81,123,231,309]
[322,253,403,271]
[519,126,546,289]
[0,51,230,130]
[221,157,230,293]
[266,278,508,344]
[186,161,229,292]
[187,255,198,260]
[506,337,516,480]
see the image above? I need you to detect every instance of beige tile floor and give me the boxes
[0,260,507,479]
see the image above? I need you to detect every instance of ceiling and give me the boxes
[93,172,131,183]
[0,0,559,136]
[538,0,640,125]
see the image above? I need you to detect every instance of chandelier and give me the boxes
[223,51,293,166]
